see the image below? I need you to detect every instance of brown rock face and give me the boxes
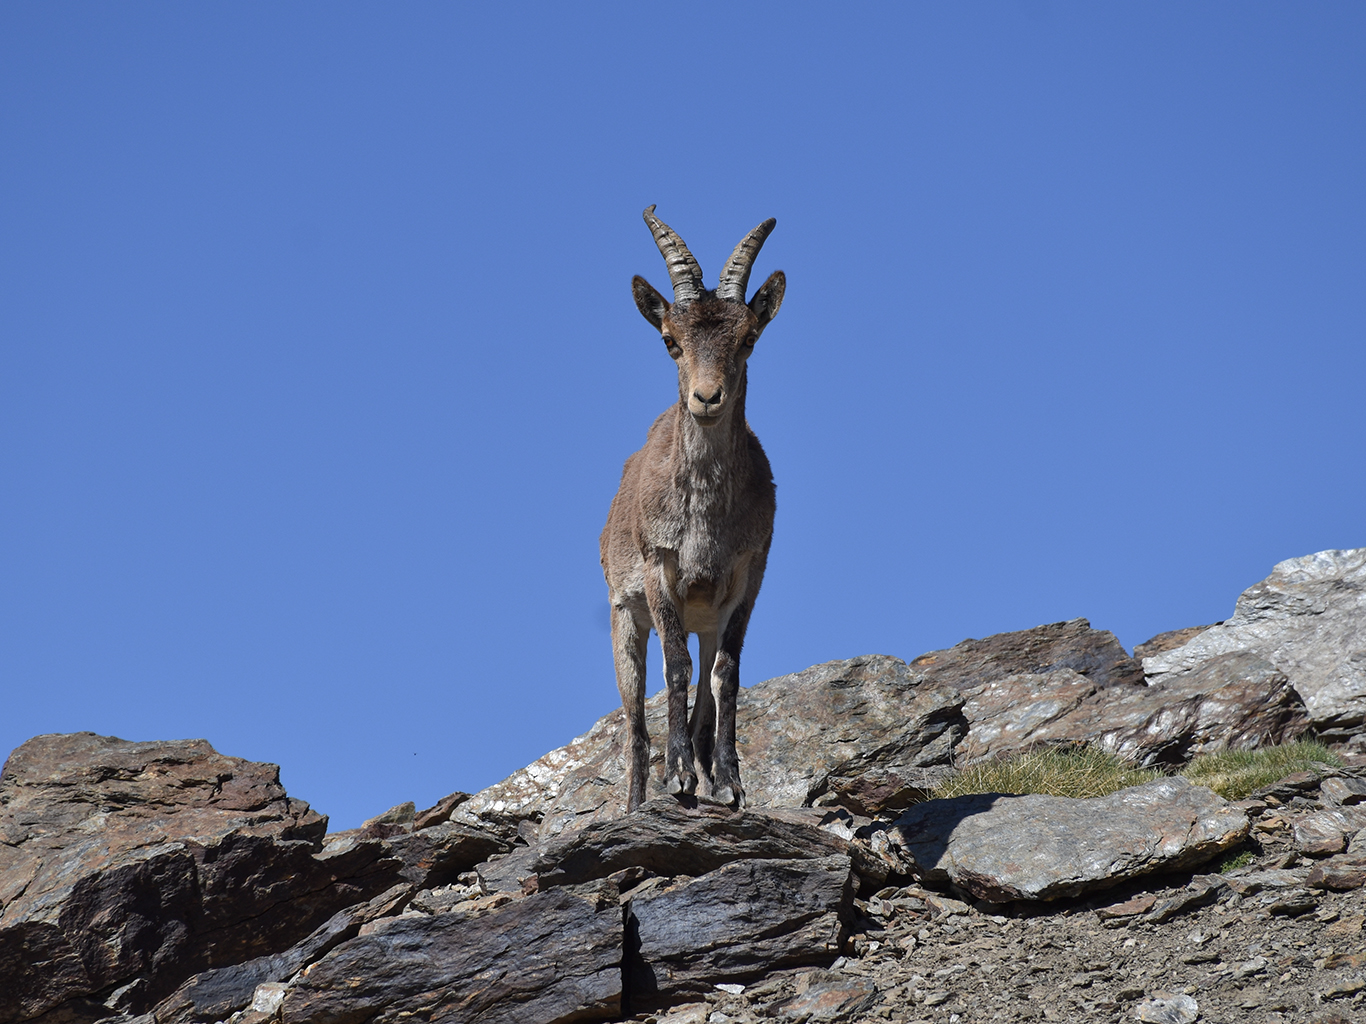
[907,617,1144,692]
[0,733,401,1024]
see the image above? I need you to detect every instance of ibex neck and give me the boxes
[674,381,749,469]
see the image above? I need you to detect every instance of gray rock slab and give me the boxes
[280,886,623,1024]
[625,856,853,1010]
[1224,867,1311,895]
[885,777,1248,902]
[474,844,540,894]
[1143,548,1366,739]
[962,651,1307,765]
[0,733,401,1024]
[1293,805,1366,856]
[1321,776,1366,806]
[534,799,849,890]
[458,656,965,841]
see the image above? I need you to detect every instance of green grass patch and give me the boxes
[1180,740,1343,800]
[1214,848,1257,874]
[932,746,1164,801]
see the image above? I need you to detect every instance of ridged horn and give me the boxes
[716,217,777,302]
[642,205,704,305]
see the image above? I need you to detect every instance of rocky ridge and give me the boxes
[2,547,1364,1024]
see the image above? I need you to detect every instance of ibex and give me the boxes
[601,206,784,812]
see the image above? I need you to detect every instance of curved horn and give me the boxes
[716,217,776,302]
[642,205,704,305]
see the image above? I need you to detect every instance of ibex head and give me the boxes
[632,206,785,427]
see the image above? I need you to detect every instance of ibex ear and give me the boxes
[748,270,785,329]
[632,275,670,330]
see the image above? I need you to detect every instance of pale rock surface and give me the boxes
[1144,548,1366,739]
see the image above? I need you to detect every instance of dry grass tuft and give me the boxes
[1180,740,1343,800]
[932,746,1163,801]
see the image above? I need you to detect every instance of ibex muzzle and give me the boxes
[602,206,784,812]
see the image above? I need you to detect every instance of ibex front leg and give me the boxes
[645,559,698,797]
[609,595,651,811]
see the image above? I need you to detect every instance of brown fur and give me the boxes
[601,222,785,812]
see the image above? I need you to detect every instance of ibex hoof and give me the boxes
[667,772,698,797]
[713,785,746,809]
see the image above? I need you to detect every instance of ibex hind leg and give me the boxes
[662,638,699,798]
[710,612,750,809]
[689,632,718,790]
[611,603,651,812]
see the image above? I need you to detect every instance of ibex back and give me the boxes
[601,206,784,811]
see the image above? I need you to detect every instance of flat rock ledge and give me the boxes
[882,777,1249,903]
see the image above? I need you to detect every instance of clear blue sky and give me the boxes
[3,4,1362,830]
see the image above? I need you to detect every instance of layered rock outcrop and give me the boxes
[2,546,1364,1024]
[0,734,404,1023]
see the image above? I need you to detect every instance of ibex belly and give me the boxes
[677,552,753,635]
[682,581,719,634]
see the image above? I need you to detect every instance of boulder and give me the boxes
[0,734,402,1024]
[1321,776,1366,806]
[771,972,877,1021]
[1307,855,1366,891]
[1292,805,1366,857]
[953,668,1101,761]
[959,651,1308,765]
[903,618,1233,763]
[882,777,1248,902]
[1143,548,1366,739]
[624,855,854,1010]
[280,885,624,1024]
[816,765,954,816]
[533,799,850,890]
[906,617,1144,692]
[457,656,966,841]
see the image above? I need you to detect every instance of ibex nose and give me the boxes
[693,386,723,406]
